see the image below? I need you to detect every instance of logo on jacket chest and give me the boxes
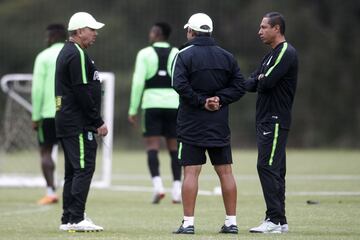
[93,70,100,81]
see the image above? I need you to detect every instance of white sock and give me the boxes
[171,181,182,200]
[172,180,181,190]
[152,176,164,193]
[182,216,194,228]
[46,187,56,197]
[225,215,237,227]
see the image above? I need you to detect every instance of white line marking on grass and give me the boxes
[285,191,360,196]
[108,185,213,196]
[110,185,152,192]
[1,174,358,187]
[0,205,52,217]
[108,185,360,196]
[111,174,360,181]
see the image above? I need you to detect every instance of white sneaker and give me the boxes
[249,219,281,233]
[171,181,182,203]
[70,217,103,232]
[152,177,165,204]
[59,223,72,231]
[281,224,289,233]
[152,191,165,204]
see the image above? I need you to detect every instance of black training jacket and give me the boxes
[172,37,246,147]
[55,41,103,138]
[245,41,298,129]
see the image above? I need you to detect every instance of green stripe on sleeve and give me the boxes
[79,133,85,169]
[265,42,288,77]
[269,123,279,166]
[74,43,88,84]
[178,142,183,160]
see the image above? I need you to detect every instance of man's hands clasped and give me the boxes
[205,96,221,111]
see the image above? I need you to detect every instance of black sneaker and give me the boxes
[219,224,238,234]
[173,224,195,234]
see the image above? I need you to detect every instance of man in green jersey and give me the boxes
[31,24,66,205]
[128,22,181,204]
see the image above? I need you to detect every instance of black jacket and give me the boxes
[55,42,103,137]
[245,41,298,129]
[172,37,245,147]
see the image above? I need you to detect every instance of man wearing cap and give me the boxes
[172,13,246,234]
[128,22,181,204]
[55,12,107,232]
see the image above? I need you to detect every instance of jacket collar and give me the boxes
[273,41,287,51]
[180,36,216,50]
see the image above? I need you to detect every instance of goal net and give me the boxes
[0,73,114,188]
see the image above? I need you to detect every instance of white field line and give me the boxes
[1,174,359,185]
[108,185,213,196]
[110,174,360,181]
[107,185,360,196]
[0,205,52,217]
[284,191,360,196]
[1,175,359,196]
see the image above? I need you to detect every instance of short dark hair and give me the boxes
[46,23,67,42]
[154,22,172,40]
[264,12,285,35]
[193,31,211,37]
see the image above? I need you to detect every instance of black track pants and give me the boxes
[256,123,288,225]
[60,131,97,224]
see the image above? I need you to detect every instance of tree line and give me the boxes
[0,0,358,148]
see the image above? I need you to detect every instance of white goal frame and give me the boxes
[0,72,114,188]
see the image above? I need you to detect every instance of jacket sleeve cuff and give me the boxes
[94,118,104,129]
[128,108,137,116]
[32,115,41,122]
[199,96,206,109]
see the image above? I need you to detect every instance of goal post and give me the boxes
[97,72,114,188]
[0,72,114,188]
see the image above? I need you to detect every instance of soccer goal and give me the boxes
[0,73,114,188]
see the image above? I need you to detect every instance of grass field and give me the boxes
[0,149,360,239]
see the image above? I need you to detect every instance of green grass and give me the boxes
[0,149,360,239]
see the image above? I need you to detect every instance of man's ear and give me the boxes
[274,24,280,33]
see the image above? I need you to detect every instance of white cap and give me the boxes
[68,12,104,31]
[184,13,213,32]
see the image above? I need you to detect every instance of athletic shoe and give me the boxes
[219,224,238,234]
[37,195,58,205]
[171,189,181,204]
[173,224,194,234]
[249,219,281,233]
[59,223,72,231]
[171,181,182,204]
[281,224,289,233]
[152,192,165,204]
[70,217,103,232]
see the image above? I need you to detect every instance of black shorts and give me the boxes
[37,118,58,147]
[142,108,177,138]
[177,142,233,166]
